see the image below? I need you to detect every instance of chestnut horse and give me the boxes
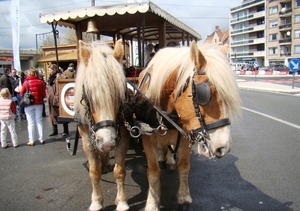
[74,40,130,211]
[138,41,241,210]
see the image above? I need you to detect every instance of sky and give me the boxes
[0,0,242,50]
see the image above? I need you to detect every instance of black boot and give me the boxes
[49,125,58,136]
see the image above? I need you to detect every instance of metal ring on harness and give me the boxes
[130,126,142,138]
[156,125,168,136]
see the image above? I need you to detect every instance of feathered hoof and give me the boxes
[88,201,103,211]
[145,204,159,211]
[178,204,190,211]
[116,201,129,211]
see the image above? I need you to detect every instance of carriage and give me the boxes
[40,0,202,152]
[40,2,240,211]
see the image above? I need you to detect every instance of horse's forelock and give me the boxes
[144,44,241,119]
[74,41,126,123]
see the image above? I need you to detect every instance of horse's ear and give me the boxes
[78,40,90,67]
[190,40,206,71]
[220,44,229,56]
[113,39,124,63]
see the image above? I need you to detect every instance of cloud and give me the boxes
[0,0,242,49]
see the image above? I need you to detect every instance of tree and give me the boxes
[41,34,62,46]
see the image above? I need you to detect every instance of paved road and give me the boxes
[0,81,299,211]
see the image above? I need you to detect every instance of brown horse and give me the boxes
[138,41,241,210]
[74,40,130,211]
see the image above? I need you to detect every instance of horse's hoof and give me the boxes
[116,201,130,211]
[158,161,166,169]
[166,164,176,172]
[178,204,190,211]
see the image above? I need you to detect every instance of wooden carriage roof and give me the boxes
[39,1,202,43]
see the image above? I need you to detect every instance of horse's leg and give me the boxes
[79,126,103,211]
[114,126,130,211]
[157,143,166,169]
[143,135,161,211]
[177,138,192,211]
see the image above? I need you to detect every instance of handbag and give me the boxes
[20,82,34,107]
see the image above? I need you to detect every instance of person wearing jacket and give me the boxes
[20,67,46,146]
[47,64,69,137]
[0,88,18,148]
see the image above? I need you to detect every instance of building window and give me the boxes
[296,15,300,23]
[269,34,278,41]
[269,6,278,15]
[295,30,300,38]
[269,20,278,28]
[269,47,278,55]
[296,0,300,8]
[295,45,300,53]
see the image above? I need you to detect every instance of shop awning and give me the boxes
[38,51,77,63]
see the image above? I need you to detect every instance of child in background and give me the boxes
[0,88,19,148]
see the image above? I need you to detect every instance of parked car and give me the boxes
[268,65,289,72]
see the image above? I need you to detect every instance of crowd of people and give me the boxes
[0,63,75,148]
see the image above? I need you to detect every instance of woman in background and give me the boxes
[20,67,46,146]
[47,64,69,137]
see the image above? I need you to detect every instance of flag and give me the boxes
[11,0,21,71]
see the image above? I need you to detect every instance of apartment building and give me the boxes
[230,0,300,67]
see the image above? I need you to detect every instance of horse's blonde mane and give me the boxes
[74,41,126,124]
[145,43,241,119]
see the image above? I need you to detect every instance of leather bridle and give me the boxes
[80,84,120,149]
[188,70,231,146]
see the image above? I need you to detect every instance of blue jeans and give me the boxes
[24,104,43,143]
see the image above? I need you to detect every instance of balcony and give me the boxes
[231,11,265,23]
[279,8,292,16]
[279,23,292,30]
[279,38,292,44]
[279,0,292,3]
[231,0,264,12]
[253,51,266,57]
[231,24,265,35]
[280,52,291,56]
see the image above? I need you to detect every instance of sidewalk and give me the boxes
[237,75,300,94]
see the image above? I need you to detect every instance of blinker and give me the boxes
[195,82,211,105]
